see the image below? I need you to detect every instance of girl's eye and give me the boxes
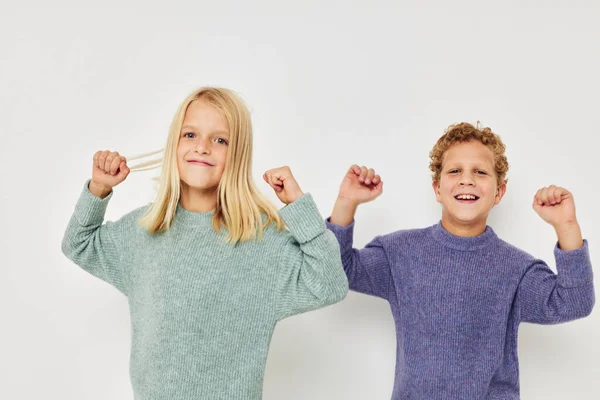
[215,138,228,145]
[183,132,195,138]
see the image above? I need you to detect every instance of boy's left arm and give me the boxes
[518,185,595,324]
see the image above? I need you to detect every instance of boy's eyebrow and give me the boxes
[444,162,492,170]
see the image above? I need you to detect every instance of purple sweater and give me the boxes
[325,220,594,399]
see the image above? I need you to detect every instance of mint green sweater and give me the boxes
[61,181,348,400]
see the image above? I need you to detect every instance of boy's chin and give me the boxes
[447,212,488,226]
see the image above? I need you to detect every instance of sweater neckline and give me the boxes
[430,221,497,251]
[174,203,215,226]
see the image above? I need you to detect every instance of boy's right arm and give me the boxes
[61,151,131,295]
[326,165,392,300]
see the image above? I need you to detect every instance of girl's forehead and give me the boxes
[183,101,229,130]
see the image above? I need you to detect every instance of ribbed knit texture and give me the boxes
[326,219,594,399]
[62,181,348,400]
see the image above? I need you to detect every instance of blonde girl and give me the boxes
[62,87,348,400]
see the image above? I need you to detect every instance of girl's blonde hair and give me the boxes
[130,87,283,243]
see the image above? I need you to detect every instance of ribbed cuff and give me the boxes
[325,218,355,255]
[555,240,593,287]
[279,193,325,243]
[74,179,113,226]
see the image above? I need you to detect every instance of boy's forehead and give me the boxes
[442,141,495,166]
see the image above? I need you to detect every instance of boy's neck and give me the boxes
[440,215,487,237]
[180,185,218,213]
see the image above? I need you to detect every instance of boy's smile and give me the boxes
[454,193,480,203]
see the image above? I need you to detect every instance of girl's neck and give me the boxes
[179,185,218,213]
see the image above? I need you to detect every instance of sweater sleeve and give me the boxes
[61,180,131,295]
[517,240,595,324]
[275,194,349,320]
[324,219,392,300]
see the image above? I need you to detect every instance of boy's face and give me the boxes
[432,140,506,235]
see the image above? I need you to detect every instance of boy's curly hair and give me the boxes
[429,122,509,184]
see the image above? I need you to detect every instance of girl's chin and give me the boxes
[181,182,219,192]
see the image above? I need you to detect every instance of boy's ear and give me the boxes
[432,180,442,203]
[494,180,507,205]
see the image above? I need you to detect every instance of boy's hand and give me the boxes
[90,150,130,198]
[532,185,577,227]
[263,166,304,205]
[330,165,383,227]
[338,164,383,206]
[533,185,583,250]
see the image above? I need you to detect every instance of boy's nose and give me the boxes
[459,175,475,186]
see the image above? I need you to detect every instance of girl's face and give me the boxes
[177,99,230,196]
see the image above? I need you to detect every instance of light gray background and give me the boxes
[1,1,598,399]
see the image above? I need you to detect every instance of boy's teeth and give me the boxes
[456,194,477,200]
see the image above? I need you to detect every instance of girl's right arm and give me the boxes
[326,165,392,300]
[61,151,131,295]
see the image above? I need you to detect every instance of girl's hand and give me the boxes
[90,150,130,198]
[263,166,304,205]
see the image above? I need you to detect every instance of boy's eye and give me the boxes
[476,170,487,175]
[448,169,459,173]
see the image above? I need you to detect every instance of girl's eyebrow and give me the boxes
[181,125,230,137]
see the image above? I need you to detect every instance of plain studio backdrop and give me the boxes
[1,1,598,399]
